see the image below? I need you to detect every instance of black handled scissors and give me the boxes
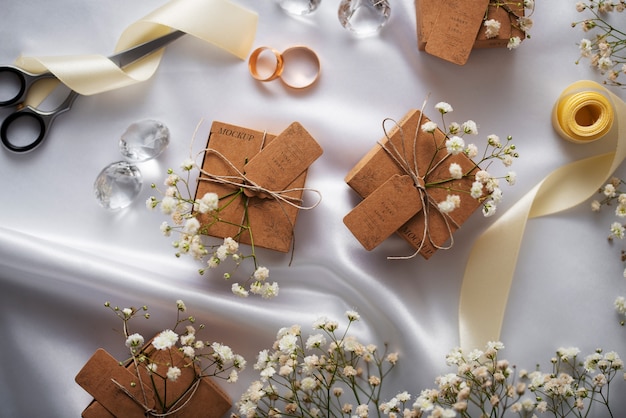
[0,30,185,153]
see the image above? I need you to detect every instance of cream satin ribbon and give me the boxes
[13,0,257,103]
[459,80,626,350]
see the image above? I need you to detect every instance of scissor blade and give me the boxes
[108,30,186,68]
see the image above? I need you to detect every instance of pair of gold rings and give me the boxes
[248,46,321,89]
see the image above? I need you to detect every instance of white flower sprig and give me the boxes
[234,311,405,418]
[146,160,279,299]
[590,177,626,320]
[422,101,519,218]
[413,343,623,417]
[483,0,535,50]
[573,1,626,86]
[104,300,246,414]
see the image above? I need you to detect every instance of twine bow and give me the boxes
[196,147,322,211]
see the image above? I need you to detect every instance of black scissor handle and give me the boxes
[0,66,27,107]
[1,89,78,153]
[0,107,48,153]
[0,66,51,107]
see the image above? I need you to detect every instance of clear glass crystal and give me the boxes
[119,119,169,163]
[94,161,143,210]
[276,0,321,15]
[338,0,391,36]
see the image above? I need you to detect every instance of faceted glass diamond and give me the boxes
[119,119,169,163]
[338,0,391,36]
[93,161,143,210]
[276,0,321,15]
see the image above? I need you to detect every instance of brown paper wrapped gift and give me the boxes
[194,121,322,253]
[76,340,232,418]
[344,109,482,259]
[416,0,526,64]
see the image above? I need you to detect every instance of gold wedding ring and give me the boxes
[248,47,284,82]
[279,46,321,89]
[248,46,321,89]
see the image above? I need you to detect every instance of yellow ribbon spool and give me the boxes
[552,88,614,143]
[459,80,626,351]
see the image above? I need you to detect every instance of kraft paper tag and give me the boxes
[243,122,323,198]
[344,174,423,251]
[425,0,490,65]
[75,348,155,417]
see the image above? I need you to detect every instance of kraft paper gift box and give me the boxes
[415,0,526,65]
[344,109,482,259]
[194,120,323,253]
[75,340,232,418]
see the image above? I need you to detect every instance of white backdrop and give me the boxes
[1,0,626,416]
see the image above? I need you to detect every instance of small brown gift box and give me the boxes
[416,0,526,65]
[75,340,232,418]
[194,121,322,253]
[344,109,481,259]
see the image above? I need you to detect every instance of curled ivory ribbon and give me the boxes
[459,80,626,351]
[13,0,257,105]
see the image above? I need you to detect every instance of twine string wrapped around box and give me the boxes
[376,105,460,260]
[111,375,202,417]
[196,147,322,212]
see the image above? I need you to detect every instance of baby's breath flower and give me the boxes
[483,200,497,217]
[448,162,463,179]
[505,171,517,186]
[160,196,177,215]
[232,283,249,297]
[228,370,239,383]
[462,120,478,135]
[507,36,522,50]
[194,192,219,213]
[146,196,158,210]
[610,221,625,239]
[260,282,279,299]
[166,366,182,382]
[125,333,144,349]
[557,347,581,361]
[445,136,465,155]
[448,122,461,135]
[254,266,270,281]
[438,195,461,214]
[180,158,195,171]
[484,18,501,38]
[421,121,438,133]
[152,329,179,351]
[471,181,484,199]
[346,310,360,321]
[435,102,453,114]
[465,143,478,158]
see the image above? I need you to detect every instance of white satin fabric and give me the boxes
[1,1,626,416]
